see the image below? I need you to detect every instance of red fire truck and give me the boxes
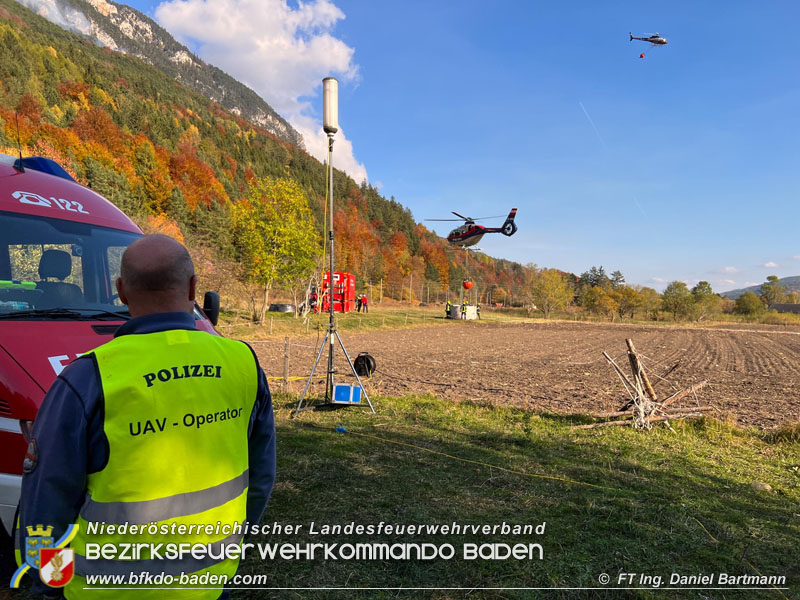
[0,154,220,539]
[319,272,355,313]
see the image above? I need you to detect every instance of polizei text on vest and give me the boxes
[143,364,223,387]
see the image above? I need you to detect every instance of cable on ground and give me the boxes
[295,422,617,493]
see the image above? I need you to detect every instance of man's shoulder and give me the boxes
[46,354,102,414]
[59,353,100,383]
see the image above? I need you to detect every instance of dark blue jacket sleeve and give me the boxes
[17,356,105,596]
[245,351,276,528]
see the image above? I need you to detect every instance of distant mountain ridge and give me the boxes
[49,0,305,149]
[721,276,800,299]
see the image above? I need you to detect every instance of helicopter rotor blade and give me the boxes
[470,214,507,221]
[431,211,508,222]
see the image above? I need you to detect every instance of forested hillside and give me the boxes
[0,0,531,308]
[59,0,304,148]
[722,276,800,299]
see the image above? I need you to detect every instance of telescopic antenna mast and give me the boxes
[295,77,375,415]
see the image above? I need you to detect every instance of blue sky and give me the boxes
[122,0,800,291]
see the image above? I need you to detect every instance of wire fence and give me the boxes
[249,327,691,404]
[217,307,521,336]
[217,305,539,395]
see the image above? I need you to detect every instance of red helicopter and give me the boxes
[426,208,518,247]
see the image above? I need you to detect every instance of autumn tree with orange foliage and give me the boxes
[169,142,229,209]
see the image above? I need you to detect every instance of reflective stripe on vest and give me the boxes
[66,328,258,599]
[79,469,249,524]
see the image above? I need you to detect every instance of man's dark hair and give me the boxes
[120,234,195,292]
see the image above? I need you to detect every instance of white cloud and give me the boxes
[745,281,759,286]
[17,0,91,35]
[650,277,667,283]
[154,0,367,182]
[714,266,740,274]
[717,279,736,286]
[793,255,800,260]
[762,261,779,268]
[290,113,367,185]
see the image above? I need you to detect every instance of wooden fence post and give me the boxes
[283,336,289,393]
[625,338,657,401]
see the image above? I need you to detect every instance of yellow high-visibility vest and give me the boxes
[67,328,258,599]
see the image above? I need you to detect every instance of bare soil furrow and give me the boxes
[251,320,800,428]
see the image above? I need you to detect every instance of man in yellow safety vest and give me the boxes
[17,235,275,599]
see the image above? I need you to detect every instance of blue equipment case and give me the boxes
[332,383,362,404]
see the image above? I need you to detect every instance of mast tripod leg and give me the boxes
[294,328,330,415]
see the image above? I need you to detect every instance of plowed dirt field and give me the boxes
[250,321,800,429]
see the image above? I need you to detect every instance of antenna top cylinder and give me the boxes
[323,77,339,134]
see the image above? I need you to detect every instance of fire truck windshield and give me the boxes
[0,211,140,318]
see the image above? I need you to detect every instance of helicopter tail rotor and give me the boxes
[500,208,518,237]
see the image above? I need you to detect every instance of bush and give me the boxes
[734,291,766,316]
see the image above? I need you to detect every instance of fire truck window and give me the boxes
[107,246,125,306]
[0,211,139,314]
[9,244,84,291]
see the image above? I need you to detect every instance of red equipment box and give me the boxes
[320,272,356,313]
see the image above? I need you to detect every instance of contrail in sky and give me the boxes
[578,101,608,152]
[579,102,644,219]
[632,195,648,218]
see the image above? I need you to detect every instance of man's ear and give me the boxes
[188,274,197,303]
[116,277,128,306]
